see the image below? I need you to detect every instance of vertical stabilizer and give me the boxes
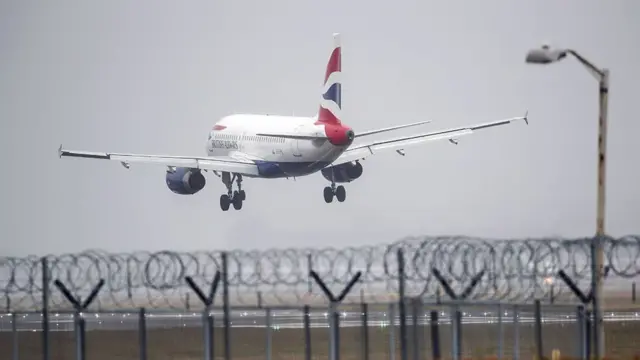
[317,33,342,125]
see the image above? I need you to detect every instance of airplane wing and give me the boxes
[57,145,260,176]
[330,113,529,166]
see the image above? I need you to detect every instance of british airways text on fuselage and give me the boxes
[210,139,240,150]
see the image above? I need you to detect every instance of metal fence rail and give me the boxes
[1,235,640,311]
[1,302,639,360]
[3,306,640,332]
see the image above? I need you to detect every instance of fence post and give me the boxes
[534,300,543,360]
[361,302,369,360]
[303,305,311,360]
[576,305,586,360]
[12,312,18,360]
[513,305,519,360]
[585,309,592,360]
[138,307,147,360]
[429,310,440,360]
[389,302,396,360]
[41,257,50,360]
[53,278,105,360]
[265,308,272,360]
[431,267,485,360]
[222,252,231,360]
[417,298,425,360]
[397,249,408,360]
[557,268,610,360]
[410,297,421,360]
[497,303,503,360]
[185,271,221,360]
[309,268,362,360]
[453,309,462,360]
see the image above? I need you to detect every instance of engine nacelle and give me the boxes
[165,167,206,195]
[321,161,363,183]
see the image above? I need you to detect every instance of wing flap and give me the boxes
[59,146,260,176]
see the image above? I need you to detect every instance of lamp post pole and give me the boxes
[525,47,609,359]
[593,66,609,360]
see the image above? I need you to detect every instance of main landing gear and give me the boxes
[219,172,246,211]
[323,181,346,203]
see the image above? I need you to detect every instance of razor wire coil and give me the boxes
[1,235,639,311]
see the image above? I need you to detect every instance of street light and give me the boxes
[525,45,609,359]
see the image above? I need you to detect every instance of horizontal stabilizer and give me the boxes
[355,120,432,138]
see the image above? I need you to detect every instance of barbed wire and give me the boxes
[1,235,639,311]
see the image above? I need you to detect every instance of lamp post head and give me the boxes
[525,46,568,64]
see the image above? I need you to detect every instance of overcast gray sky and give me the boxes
[1,1,639,256]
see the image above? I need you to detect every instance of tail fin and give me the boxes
[317,33,342,125]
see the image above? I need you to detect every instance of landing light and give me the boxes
[525,46,568,64]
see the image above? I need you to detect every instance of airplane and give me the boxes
[58,33,529,212]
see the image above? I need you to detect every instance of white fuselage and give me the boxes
[205,114,348,178]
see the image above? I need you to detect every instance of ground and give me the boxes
[2,321,639,360]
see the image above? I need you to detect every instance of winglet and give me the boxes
[333,32,341,49]
[523,110,529,125]
[58,144,63,158]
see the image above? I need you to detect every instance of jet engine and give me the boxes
[165,167,206,195]
[320,161,363,183]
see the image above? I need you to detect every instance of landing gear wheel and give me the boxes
[323,186,334,203]
[232,192,243,210]
[219,172,247,211]
[220,194,231,211]
[335,185,346,202]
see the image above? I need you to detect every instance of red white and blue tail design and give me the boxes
[317,33,342,125]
